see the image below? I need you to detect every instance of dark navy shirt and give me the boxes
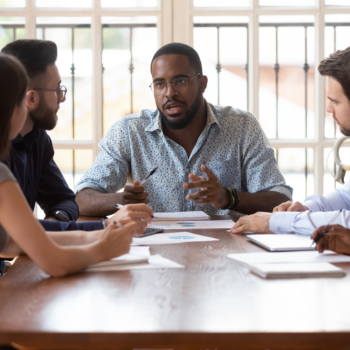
[8,127,79,220]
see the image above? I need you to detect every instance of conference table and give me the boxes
[1,215,350,350]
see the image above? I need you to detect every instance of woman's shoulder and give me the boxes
[0,162,17,184]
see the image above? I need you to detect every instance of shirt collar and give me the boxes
[144,100,221,133]
[12,126,41,148]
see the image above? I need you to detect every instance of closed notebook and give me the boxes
[248,262,346,279]
[247,234,315,252]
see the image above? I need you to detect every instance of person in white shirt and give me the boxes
[231,46,350,254]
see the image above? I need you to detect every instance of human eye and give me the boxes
[175,78,187,85]
[155,82,165,88]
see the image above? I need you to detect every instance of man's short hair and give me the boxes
[1,39,57,82]
[319,46,350,101]
[150,42,203,75]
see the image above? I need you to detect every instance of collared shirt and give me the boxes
[75,102,293,214]
[270,178,350,235]
[8,126,79,221]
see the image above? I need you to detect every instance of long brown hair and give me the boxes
[0,53,28,161]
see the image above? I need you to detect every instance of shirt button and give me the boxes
[186,168,190,172]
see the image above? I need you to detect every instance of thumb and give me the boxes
[134,180,141,185]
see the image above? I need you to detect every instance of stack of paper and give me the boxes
[227,250,349,279]
[248,262,345,279]
[153,211,210,221]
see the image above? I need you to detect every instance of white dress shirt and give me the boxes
[269,178,350,235]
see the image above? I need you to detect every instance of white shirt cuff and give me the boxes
[269,211,300,234]
[302,200,320,212]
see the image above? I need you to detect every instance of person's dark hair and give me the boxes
[319,46,350,101]
[150,42,203,75]
[0,53,28,161]
[1,39,57,83]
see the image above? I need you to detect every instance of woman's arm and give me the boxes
[0,181,136,277]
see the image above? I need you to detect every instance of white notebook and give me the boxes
[152,211,210,221]
[247,234,315,252]
[249,262,346,279]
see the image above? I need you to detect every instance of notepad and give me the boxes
[148,219,233,230]
[152,211,210,221]
[248,262,346,279]
[247,234,315,252]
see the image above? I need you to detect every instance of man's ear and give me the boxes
[26,90,39,110]
[199,75,208,93]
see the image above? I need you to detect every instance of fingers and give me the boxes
[123,203,154,217]
[124,183,146,193]
[311,225,326,240]
[183,180,212,190]
[186,189,211,199]
[273,201,293,213]
[188,173,203,182]
[201,164,217,180]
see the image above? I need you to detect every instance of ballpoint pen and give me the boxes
[140,167,158,185]
[311,209,342,246]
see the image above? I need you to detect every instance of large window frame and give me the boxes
[1,0,350,197]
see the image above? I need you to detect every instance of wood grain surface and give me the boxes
[1,215,350,350]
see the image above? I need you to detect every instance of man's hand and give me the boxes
[312,225,350,255]
[183,164,228,208]
[230,212,273,234]
[273,201,308,213]
[105,204,153,235]
[121,180,150,205]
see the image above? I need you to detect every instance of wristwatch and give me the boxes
[221,188,240,210]
[47,210,69,222]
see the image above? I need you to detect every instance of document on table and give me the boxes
[148,219,233,230]
[131,231,219,246]
[153,211,210,221]
[84,254,184,272]
[227,250,350,265]
[248,262,345,279]
[86,246,151,269]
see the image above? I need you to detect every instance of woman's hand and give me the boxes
[106,204,153,235]
[312,225,350,255]
[99,222,137,260]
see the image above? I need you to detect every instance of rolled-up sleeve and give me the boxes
[75,120,130,194]
[240,115,293,200]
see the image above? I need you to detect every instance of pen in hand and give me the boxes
[311,209,342,246]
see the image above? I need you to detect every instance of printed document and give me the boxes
[148,219,233,230]
[132,231,219,246]
[153,211,210,221]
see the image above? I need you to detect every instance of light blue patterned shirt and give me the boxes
[75,101,293,214]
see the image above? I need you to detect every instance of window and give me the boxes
[1,0,350,210]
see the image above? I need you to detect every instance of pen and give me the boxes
[115,203,154,218]
[140,167,158,185]
[311,209,342,246]
[113,220,122,228]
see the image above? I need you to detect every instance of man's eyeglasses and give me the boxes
[149,73,201,96]
[32,85,67,102]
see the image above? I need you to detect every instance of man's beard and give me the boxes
[29,93,58,130]
[159,89,202,130]
[334,114,350,136]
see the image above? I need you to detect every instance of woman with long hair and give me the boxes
[0,53,145,277]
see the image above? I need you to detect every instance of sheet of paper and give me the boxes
[132,231,219,246]
[227,250,350,265]
[249,262,345,279]
[129,246,150,257]
[148,219,234,230]
[152,211,210,221]
[84,255,184,272]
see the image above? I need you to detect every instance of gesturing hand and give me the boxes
[230,212,273,234]
[121,180,150,205]
[273,200,308,213]
[183,164,229,208]
[311,225,350,255]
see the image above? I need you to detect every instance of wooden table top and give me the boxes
[1,215,350,350]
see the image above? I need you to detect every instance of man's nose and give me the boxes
[165,82,177,98]
[326,102,333,114]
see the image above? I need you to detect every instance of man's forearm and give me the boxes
[234,191,289,215]
[76,188,123,216]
